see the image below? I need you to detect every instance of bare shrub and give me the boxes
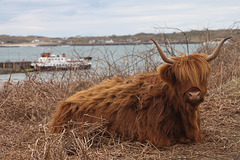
[198,39,240,89]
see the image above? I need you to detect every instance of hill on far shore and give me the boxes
[0,29,239,46]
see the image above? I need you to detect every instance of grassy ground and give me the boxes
[0,40,239,159]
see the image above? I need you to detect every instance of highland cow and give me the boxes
[50,37,230,147]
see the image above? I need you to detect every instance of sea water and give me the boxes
[0,43,201,84]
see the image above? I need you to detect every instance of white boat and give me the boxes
[31,53,92,71]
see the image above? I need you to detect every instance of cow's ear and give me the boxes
[158,64,176,86]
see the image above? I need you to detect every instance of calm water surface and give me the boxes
[0,44,200,84]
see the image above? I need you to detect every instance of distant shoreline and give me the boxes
[0,42,200,47]
[1,29,238,48]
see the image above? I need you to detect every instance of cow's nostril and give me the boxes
[188,92,193,98]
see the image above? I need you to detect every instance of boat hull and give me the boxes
[31,64,91,71]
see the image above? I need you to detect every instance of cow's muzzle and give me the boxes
[184,87,204,107]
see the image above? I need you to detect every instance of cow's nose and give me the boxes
[187,91,201,101]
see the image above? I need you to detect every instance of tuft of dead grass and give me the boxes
[0,39,240,159]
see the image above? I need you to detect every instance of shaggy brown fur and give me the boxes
[50,53,211,147]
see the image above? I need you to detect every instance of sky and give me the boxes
[0,0,239,37]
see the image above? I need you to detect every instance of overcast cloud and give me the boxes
[0,0,239,37]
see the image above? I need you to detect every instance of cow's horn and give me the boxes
[206,37,231,62]
[151,39,175,64]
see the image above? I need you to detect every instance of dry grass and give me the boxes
[0,39,239,160]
